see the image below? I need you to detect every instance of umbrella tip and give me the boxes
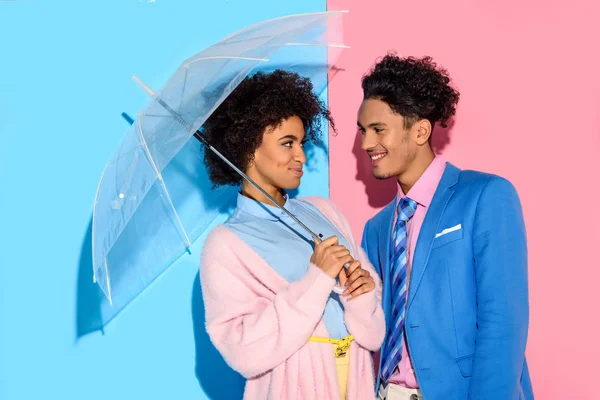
[132,75,157,98]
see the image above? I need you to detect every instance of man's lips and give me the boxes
[369,152,387,165]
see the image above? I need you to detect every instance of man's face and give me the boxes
[358,98,417,180]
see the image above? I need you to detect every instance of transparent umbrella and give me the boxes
[92,10,348,325]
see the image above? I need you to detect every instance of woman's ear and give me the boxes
[245,154,256,175]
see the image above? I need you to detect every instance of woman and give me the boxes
[200,70,385,399]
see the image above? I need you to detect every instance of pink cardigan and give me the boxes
[200,196,385,399]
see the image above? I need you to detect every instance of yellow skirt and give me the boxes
[308,335,353,400]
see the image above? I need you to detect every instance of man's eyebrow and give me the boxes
[357,121,386,128]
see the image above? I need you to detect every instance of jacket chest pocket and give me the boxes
[431,225,463,249]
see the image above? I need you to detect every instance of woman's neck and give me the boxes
[240,181,286,207]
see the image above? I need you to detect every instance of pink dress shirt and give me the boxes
[388,156,447,388]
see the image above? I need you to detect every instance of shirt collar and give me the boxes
[397,155,447,208]
[236,191,296,221]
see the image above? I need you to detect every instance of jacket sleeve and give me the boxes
[361,220,382,278]
[469,177,529,399]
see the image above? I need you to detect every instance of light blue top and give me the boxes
[224,193,349,339]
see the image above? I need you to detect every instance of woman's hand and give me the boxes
[310,236,354,279]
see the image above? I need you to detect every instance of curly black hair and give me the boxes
[361,53,460,129]
[201,70,334,187]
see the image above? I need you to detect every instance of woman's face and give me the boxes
[247,115,307,191]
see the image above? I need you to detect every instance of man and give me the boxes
[358,54,533,400]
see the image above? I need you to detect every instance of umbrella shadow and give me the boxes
[126,111,238,226]
[124,112,243,396]
[76,217,247,399]
[75,217,105,340]
[351,118,455,208]
[191,273,245,399]
[79,56,340,368]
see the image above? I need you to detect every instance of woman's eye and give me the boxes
[283,141,293,147]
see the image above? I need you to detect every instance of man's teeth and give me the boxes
[371,153,386,160]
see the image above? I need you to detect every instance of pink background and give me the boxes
[327,1,600,398]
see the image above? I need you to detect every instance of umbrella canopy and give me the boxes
[92,11,347,325]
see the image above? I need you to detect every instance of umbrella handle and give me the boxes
[332,262,351,294]
[312,235,351,294]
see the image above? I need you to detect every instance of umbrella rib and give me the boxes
[135,113,193,251]
[104,258,113,305]
[92,162,110,284]
[286,43,350,48]
[183,56,268,68]
[220,10,347,42]
[94,10,353,310]
[92,161,114,304]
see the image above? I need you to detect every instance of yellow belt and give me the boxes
[308,335,354,357]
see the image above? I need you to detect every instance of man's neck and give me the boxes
[398,150,435,194]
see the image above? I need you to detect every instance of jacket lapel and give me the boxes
[407,163,460,310]
[378,198,397,279]
[377,198,397,317]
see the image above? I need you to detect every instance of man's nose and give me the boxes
[361,131,374,151]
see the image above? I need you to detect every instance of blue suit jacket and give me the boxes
[362,163,534,400]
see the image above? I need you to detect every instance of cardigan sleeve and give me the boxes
[200,227,336,378]
[302,197,386,352]
[339,245,386,351]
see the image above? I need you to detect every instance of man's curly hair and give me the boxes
[202,70,334,187]
[361,53,460,129]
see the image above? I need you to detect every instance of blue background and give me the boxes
[0,1,330,399]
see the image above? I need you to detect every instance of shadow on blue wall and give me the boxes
[75,112,137,340]
[75,88,330,394]
[76,224,245,399]
[191,273,246,399]
[75,111,245,397]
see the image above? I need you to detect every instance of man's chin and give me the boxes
[372,169,396,180]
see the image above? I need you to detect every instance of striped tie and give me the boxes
[381,197,417,382]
